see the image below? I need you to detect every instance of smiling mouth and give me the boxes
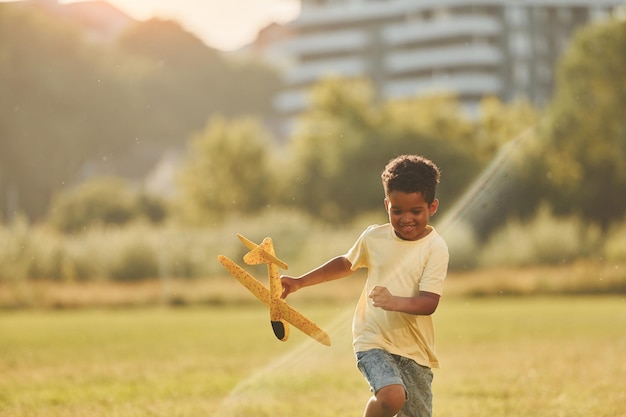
[395,226,418,240]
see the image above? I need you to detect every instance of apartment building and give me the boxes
[274,0,622,123]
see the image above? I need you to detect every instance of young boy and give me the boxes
[281,154,449,417]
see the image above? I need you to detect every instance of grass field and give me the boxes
[1,296,625,417]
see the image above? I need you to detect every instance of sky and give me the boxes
[60,0,301,51]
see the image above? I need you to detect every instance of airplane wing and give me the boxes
[217,255,331,346]
[238,234,288,269]
[275,298,331,346]
[236,234,258,251]
[218,255,269,305]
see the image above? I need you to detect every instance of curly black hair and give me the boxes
[381,155,441,205]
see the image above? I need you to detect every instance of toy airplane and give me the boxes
[217,234,331,347]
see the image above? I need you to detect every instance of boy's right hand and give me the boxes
[280,276,300,299]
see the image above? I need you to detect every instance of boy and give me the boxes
[281,155,449,417]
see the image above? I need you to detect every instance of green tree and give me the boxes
[285,79,486,224]
[0,6,282,222]
[0,5,139,221]
[380,93,480,213]
[47,177,139,233]
[476,96,541,163]
[116,18,229,144]
[117,18,282,143]
[176,116,275,224]
[460,97,543,237]
[544,17,626,227]
[285,78,385,222]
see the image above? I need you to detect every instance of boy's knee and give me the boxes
[377,384,406,414]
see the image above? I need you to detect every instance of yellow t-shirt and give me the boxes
[345,224,449,368]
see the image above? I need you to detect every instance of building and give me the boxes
[274,0,622,126]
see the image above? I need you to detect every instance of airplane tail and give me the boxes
[271,320,290,341]
[238,234,288,269]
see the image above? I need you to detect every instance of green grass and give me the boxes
[434,297,626,417]
[0,297,625,417]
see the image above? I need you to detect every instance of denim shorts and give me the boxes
[356,349,433,417]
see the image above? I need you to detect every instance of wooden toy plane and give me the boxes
[217,234,331,346]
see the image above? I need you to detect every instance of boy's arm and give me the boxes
[281,256,353,299]
[369,287,440,315]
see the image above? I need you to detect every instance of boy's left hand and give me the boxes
[369,286,440,315]
[369,286,396,310]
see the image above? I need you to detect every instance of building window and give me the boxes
[513,62,530,86]
[557,8,573,23]
[533,7,548,23]
[505,6,528,27]
[590,7,609,21]
[510,32,531,57]
[533,61,552,82]
[534,35,549,56]
[434,7,450,20]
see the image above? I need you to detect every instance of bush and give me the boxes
[0,218,75,282]
[478,205,601,267]
[109,240,159,281]
[603,218,626,261]
[0,217,33,282]
[3,206,622,286]
[441,221,480,271]
[47,177,168,233]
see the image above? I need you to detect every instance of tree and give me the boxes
[47,177,139,233]
[116,18,229,144]
[0,5,283,222]
[380,93,480,213]
[284,78,385,222]
[176,116,275,224]
[459,97,543,237]
[0,5,139,220]
[475,96,541,163]
[117,18,282,143]
[284,79,487,224]
[544,17,626,227]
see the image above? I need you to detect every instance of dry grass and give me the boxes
[445,260,626,297]
[1,260,624,310]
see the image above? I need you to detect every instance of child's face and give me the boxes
[384,191,439,241]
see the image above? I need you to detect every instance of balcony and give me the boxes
[383,72,502,98]
[382,15,501,46]
[274,89,309,113]
[284,57,369,85]
[294,0,505,28]
[385,44,502,74]
[283,29,369,56]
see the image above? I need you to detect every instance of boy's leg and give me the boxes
[357,349,407,417]
[395,356,433,417]
[363,384,406,417]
